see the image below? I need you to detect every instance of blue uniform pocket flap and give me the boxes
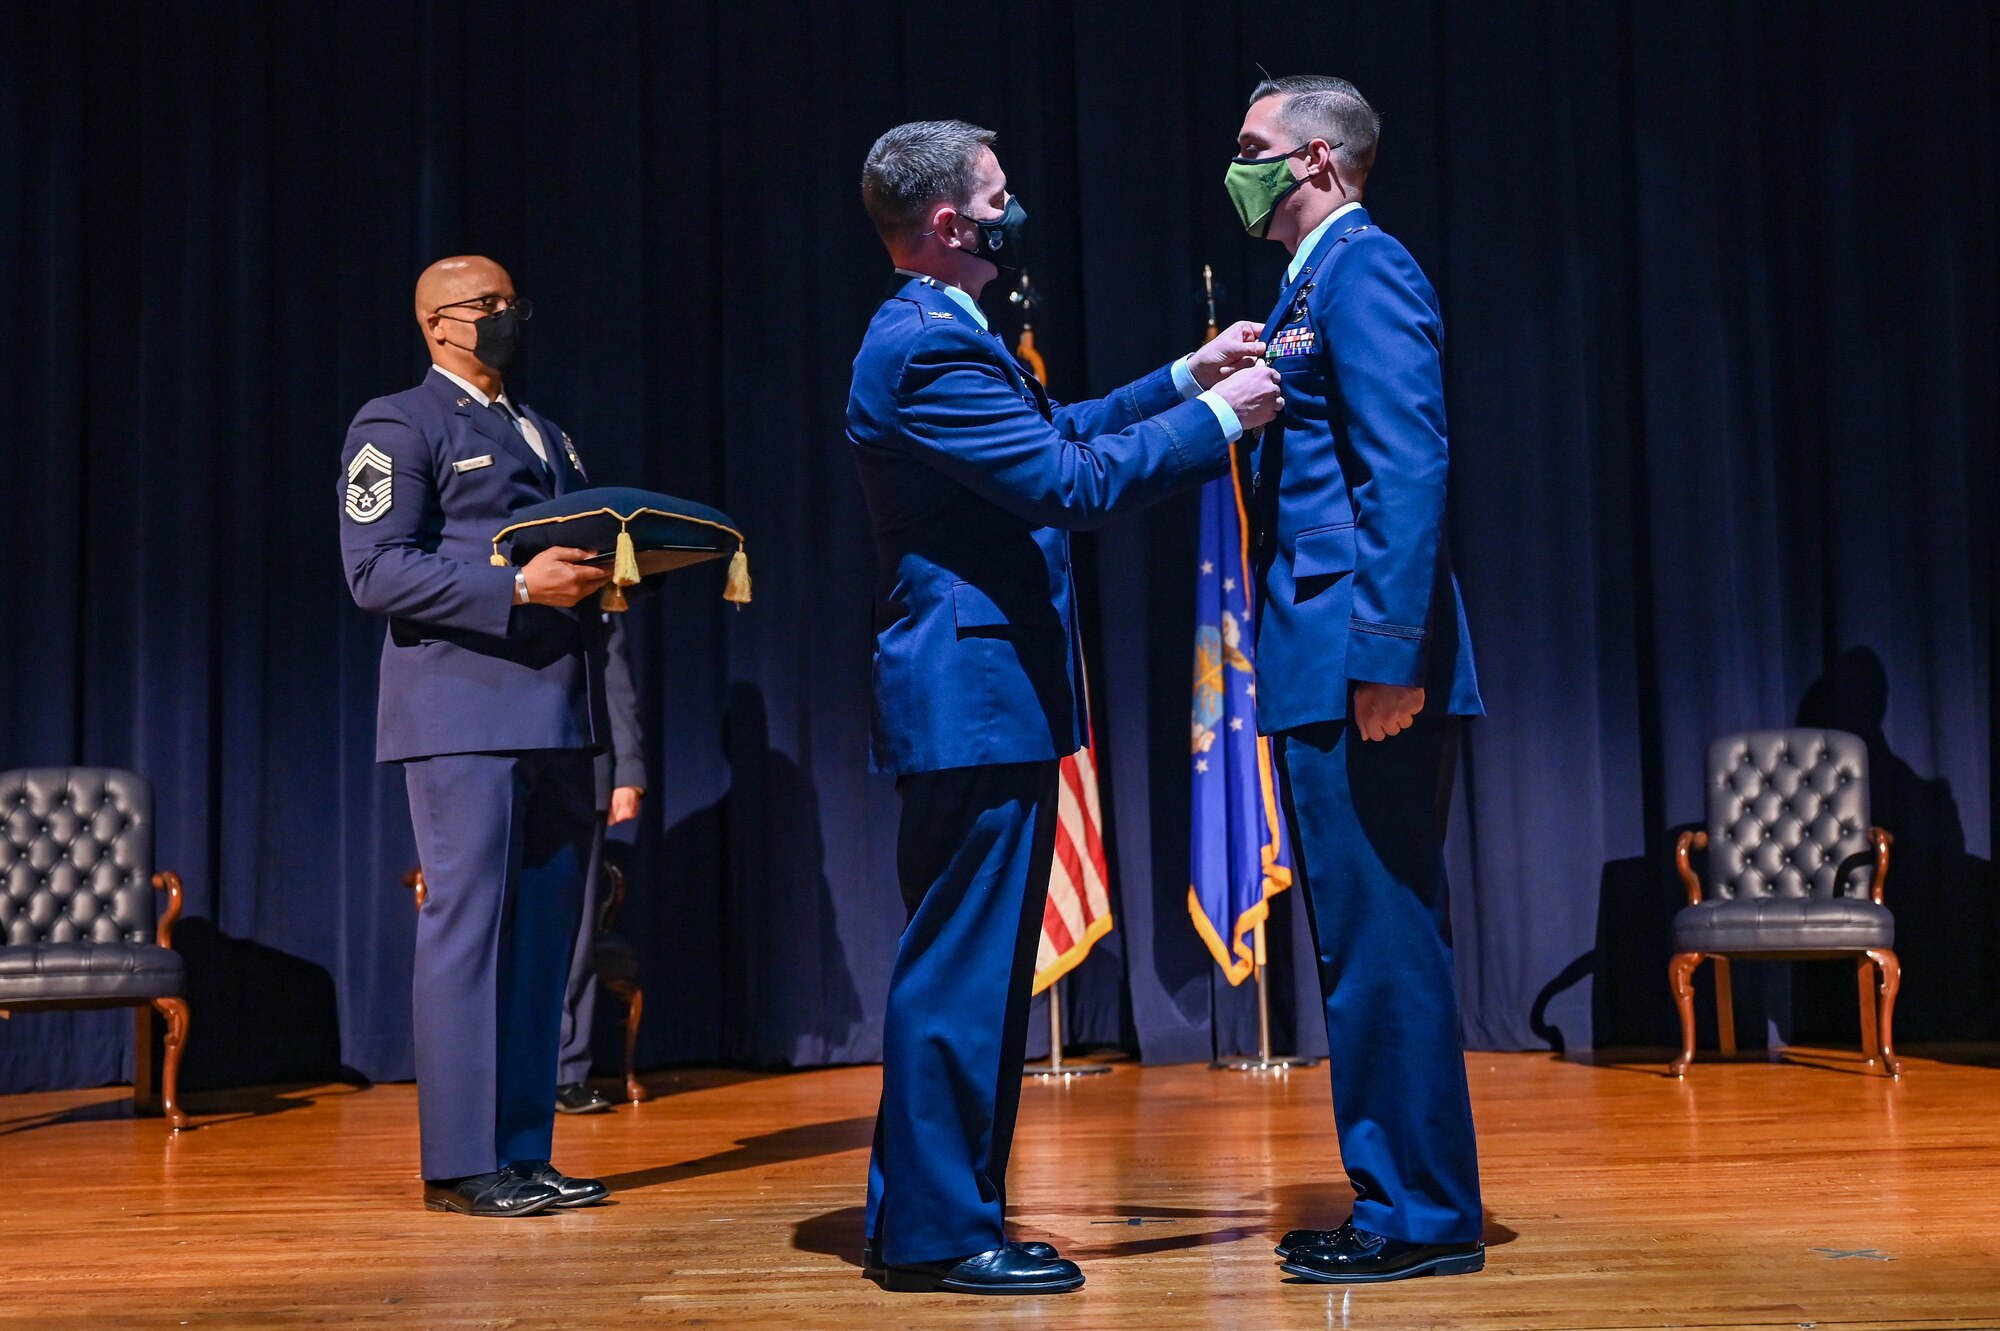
[952,580,1059,631]
[1292,522,1357,579]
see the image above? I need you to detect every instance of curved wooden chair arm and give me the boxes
[150,871,184,949]
[1868,827,1893,905]
[1674,830,1708,907]
[601,862,627,932]
[403,866,426,909]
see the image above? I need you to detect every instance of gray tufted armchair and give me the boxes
[0,769,190,1126]
[1670,730,1899,1077]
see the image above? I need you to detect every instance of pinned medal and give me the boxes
[489,485,751,612]
[1269,325,1317,358]
[561,431,586,481]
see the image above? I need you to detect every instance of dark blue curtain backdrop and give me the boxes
[2,1,1993,1093]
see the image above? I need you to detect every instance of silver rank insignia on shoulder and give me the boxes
[929,311,955,319]
[345,442,394,523]
[562,431,586,480]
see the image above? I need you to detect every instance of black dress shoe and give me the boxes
[506,1160,610,1208]
[1275,1220,1353,1260]
[1280,1225,1484,1284]
[423,1170,561,1217]
[555,1082,615,1114]
[864,1235,1058,1270]
[881,1243,1084,1295]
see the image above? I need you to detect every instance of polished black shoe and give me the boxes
[864,1235,1059,1271]
[1280,1225,1484,1284]
[881,1243,1084,1295]
[1275,1220,1352,1260]
[555,1082,615,1114]
[506,1159,610,1208]
[423,1170,561,1217]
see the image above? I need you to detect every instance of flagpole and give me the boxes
[1010,268,1111,1082]
[1213,922,1319,1072]
[1199,261,1317,1076]
[1025,980,1110,1079]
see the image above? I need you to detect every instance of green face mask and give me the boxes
[1223,141,1340,238]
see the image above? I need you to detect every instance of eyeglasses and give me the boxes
[433,293,534,321]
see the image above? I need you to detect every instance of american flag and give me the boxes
[1009,292,1114,996]
[1033,744,1113,995]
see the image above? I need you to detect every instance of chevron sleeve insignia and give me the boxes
[345,442,395,524]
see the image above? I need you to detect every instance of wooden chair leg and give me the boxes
[1669,952,1703,1076]
[1856,955,1881,1065]
[133,1004,159,1117]
[152,997,190,1130]
[1713,957,1737,1059]
[1866,948,1902,1078]
[607,980,648,1104]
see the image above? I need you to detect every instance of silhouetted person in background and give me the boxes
[1798,646,1987,1040]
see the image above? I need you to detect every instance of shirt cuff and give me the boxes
[1195,389,1243,443]
[1170,355,1203,401]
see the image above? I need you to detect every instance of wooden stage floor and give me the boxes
[2,1048,1998,1329]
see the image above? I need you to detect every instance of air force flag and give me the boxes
[1188,466,1292,984]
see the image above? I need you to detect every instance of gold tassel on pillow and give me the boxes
[613,527,641,588]
[724,547,752,605]
[600,523,643,613]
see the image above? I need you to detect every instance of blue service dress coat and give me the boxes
[340,368,608,763]
[1248,207,1482,730]
[850,276,1233,775]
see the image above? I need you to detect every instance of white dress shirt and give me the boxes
[1288,199,1365,284]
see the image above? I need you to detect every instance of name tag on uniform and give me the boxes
[451,454,494,473]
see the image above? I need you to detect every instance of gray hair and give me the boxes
[1249,76,1380,174]
[861,119,998,241]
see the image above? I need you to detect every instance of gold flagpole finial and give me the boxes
[1010,269,1048,388]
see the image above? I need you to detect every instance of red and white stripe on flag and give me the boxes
[1032,744,1113,995]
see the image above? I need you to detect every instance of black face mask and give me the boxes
[470,307,524,372]
[971,197,1028,271]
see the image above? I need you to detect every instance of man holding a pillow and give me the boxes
[338,255,613,1218]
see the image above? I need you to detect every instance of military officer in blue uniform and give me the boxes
[848,120,1284,1295]
[1223,79,1489,1284]
[339,255,613,1217]
[555,614,645,1115]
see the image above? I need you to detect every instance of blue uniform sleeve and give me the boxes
[1324,242,1451,687]
[603,617,646,790]
[1046,362,1187,441]
[339,408,517,637]
[895,326,1230,530]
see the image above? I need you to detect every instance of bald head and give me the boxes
[414,254,526,390]
[415,255,513,327]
